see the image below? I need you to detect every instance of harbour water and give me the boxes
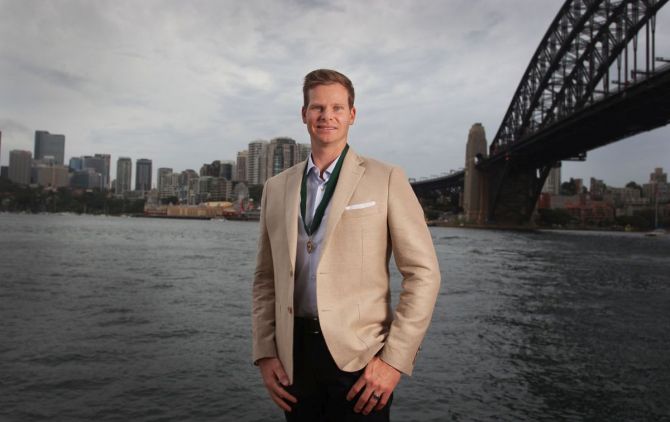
[1,213,669,421]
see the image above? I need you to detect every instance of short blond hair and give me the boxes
[303,69,355,109]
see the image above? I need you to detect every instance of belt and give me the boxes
[294,316,321,335]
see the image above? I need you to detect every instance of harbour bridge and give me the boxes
[411,0,670,225]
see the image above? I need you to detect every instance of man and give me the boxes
[252,69,440,421]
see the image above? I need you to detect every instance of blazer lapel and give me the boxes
[285,161,306,271]
[320,148,365,256]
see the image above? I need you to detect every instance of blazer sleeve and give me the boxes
[252,180,278,364]
[378,166,441,375]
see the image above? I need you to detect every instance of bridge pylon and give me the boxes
[463,123,489,224]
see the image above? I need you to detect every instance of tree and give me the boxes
[560,178,578,196]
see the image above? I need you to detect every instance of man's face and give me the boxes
[302,83,356,150]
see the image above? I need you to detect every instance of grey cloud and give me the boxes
[0,0,668,182]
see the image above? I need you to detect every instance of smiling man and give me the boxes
[252,69,441,421]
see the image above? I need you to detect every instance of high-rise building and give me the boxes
[157,167,173,195]
[221,160,235,180]
[33,163,69,189]
[69,157,84,171]
[590,177,606,200]
[650,167,667,184]
[9,150,32,185]
[70,169,102,190]
[247,140,268,185]
[94,153,111,189]
[236,150,248,182]
[265,137,298,179]
[116,157,132,195]
[135,159,152,192]
[159,171,180,202]
[298,143,311,162]
[34,130,65,165]
[200,161,221,178]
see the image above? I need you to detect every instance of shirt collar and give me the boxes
[307,152,341,182]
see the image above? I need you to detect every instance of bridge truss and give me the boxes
[491,0,669,154]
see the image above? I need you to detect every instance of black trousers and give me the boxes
[285,317,392,422]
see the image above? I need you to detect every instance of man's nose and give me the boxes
[319,108,333,120]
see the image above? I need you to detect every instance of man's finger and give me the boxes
[353,386,376,413]
[273,365,290,386]
[362,391,383,415]
[270,392,293,412]
[375,393,390,411]
[271,382,298,404]
[346,373,366,401]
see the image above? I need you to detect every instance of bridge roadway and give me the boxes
[480,63,670,170]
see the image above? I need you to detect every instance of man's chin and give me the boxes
[311,138,346,149]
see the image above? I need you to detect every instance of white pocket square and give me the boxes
[345,201,376,211]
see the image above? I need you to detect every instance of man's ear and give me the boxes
[301,107,307,124]
[349,106,356,125]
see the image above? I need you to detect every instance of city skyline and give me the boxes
[1,1,670,186]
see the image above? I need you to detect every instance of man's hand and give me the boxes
[258,357,297,412]
[346,356,401,415]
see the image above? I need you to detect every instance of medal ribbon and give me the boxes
[300,144,349,236]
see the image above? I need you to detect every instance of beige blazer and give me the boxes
[252,147,440,382]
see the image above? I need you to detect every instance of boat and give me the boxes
[644,228,666,237]
[224,209,260,221]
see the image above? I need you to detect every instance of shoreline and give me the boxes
[427,220,659,233]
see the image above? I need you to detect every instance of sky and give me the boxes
[1,0,669,187]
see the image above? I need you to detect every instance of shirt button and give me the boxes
[288,306,293,314]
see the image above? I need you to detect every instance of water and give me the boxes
[1,213,669,421]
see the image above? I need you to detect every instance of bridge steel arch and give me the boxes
[412,0,670,225]
[491,0,668,154]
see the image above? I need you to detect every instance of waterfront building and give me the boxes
[236,150,248,182]
[116,157,132,195]
[9,150,32,185]
[200,161,220,177]
[157,167,173,196]
[298,143,311,162]
[135,158,152,192]
[70,168,102,190]
[247,140,268,185]
[34,130,65,165]
[265,137,298,179]
[69,157,84,171]
[32,163,69,189]
[94,154,111,189]
[0,166,8,179]
[159,171,180,202]
[220,160,234,181]
[187,177,200,205]
[590,177,606,200]
[643,167,669,203]
[650,167,667,183]
[81,156,106,189]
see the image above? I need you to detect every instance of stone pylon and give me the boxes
[463,123,488,224]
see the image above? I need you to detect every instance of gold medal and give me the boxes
[306,239,314,253]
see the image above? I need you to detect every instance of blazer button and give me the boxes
[288,306,293,314]
[289,270,294,277]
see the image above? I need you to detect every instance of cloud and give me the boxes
[0,0,668,185]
